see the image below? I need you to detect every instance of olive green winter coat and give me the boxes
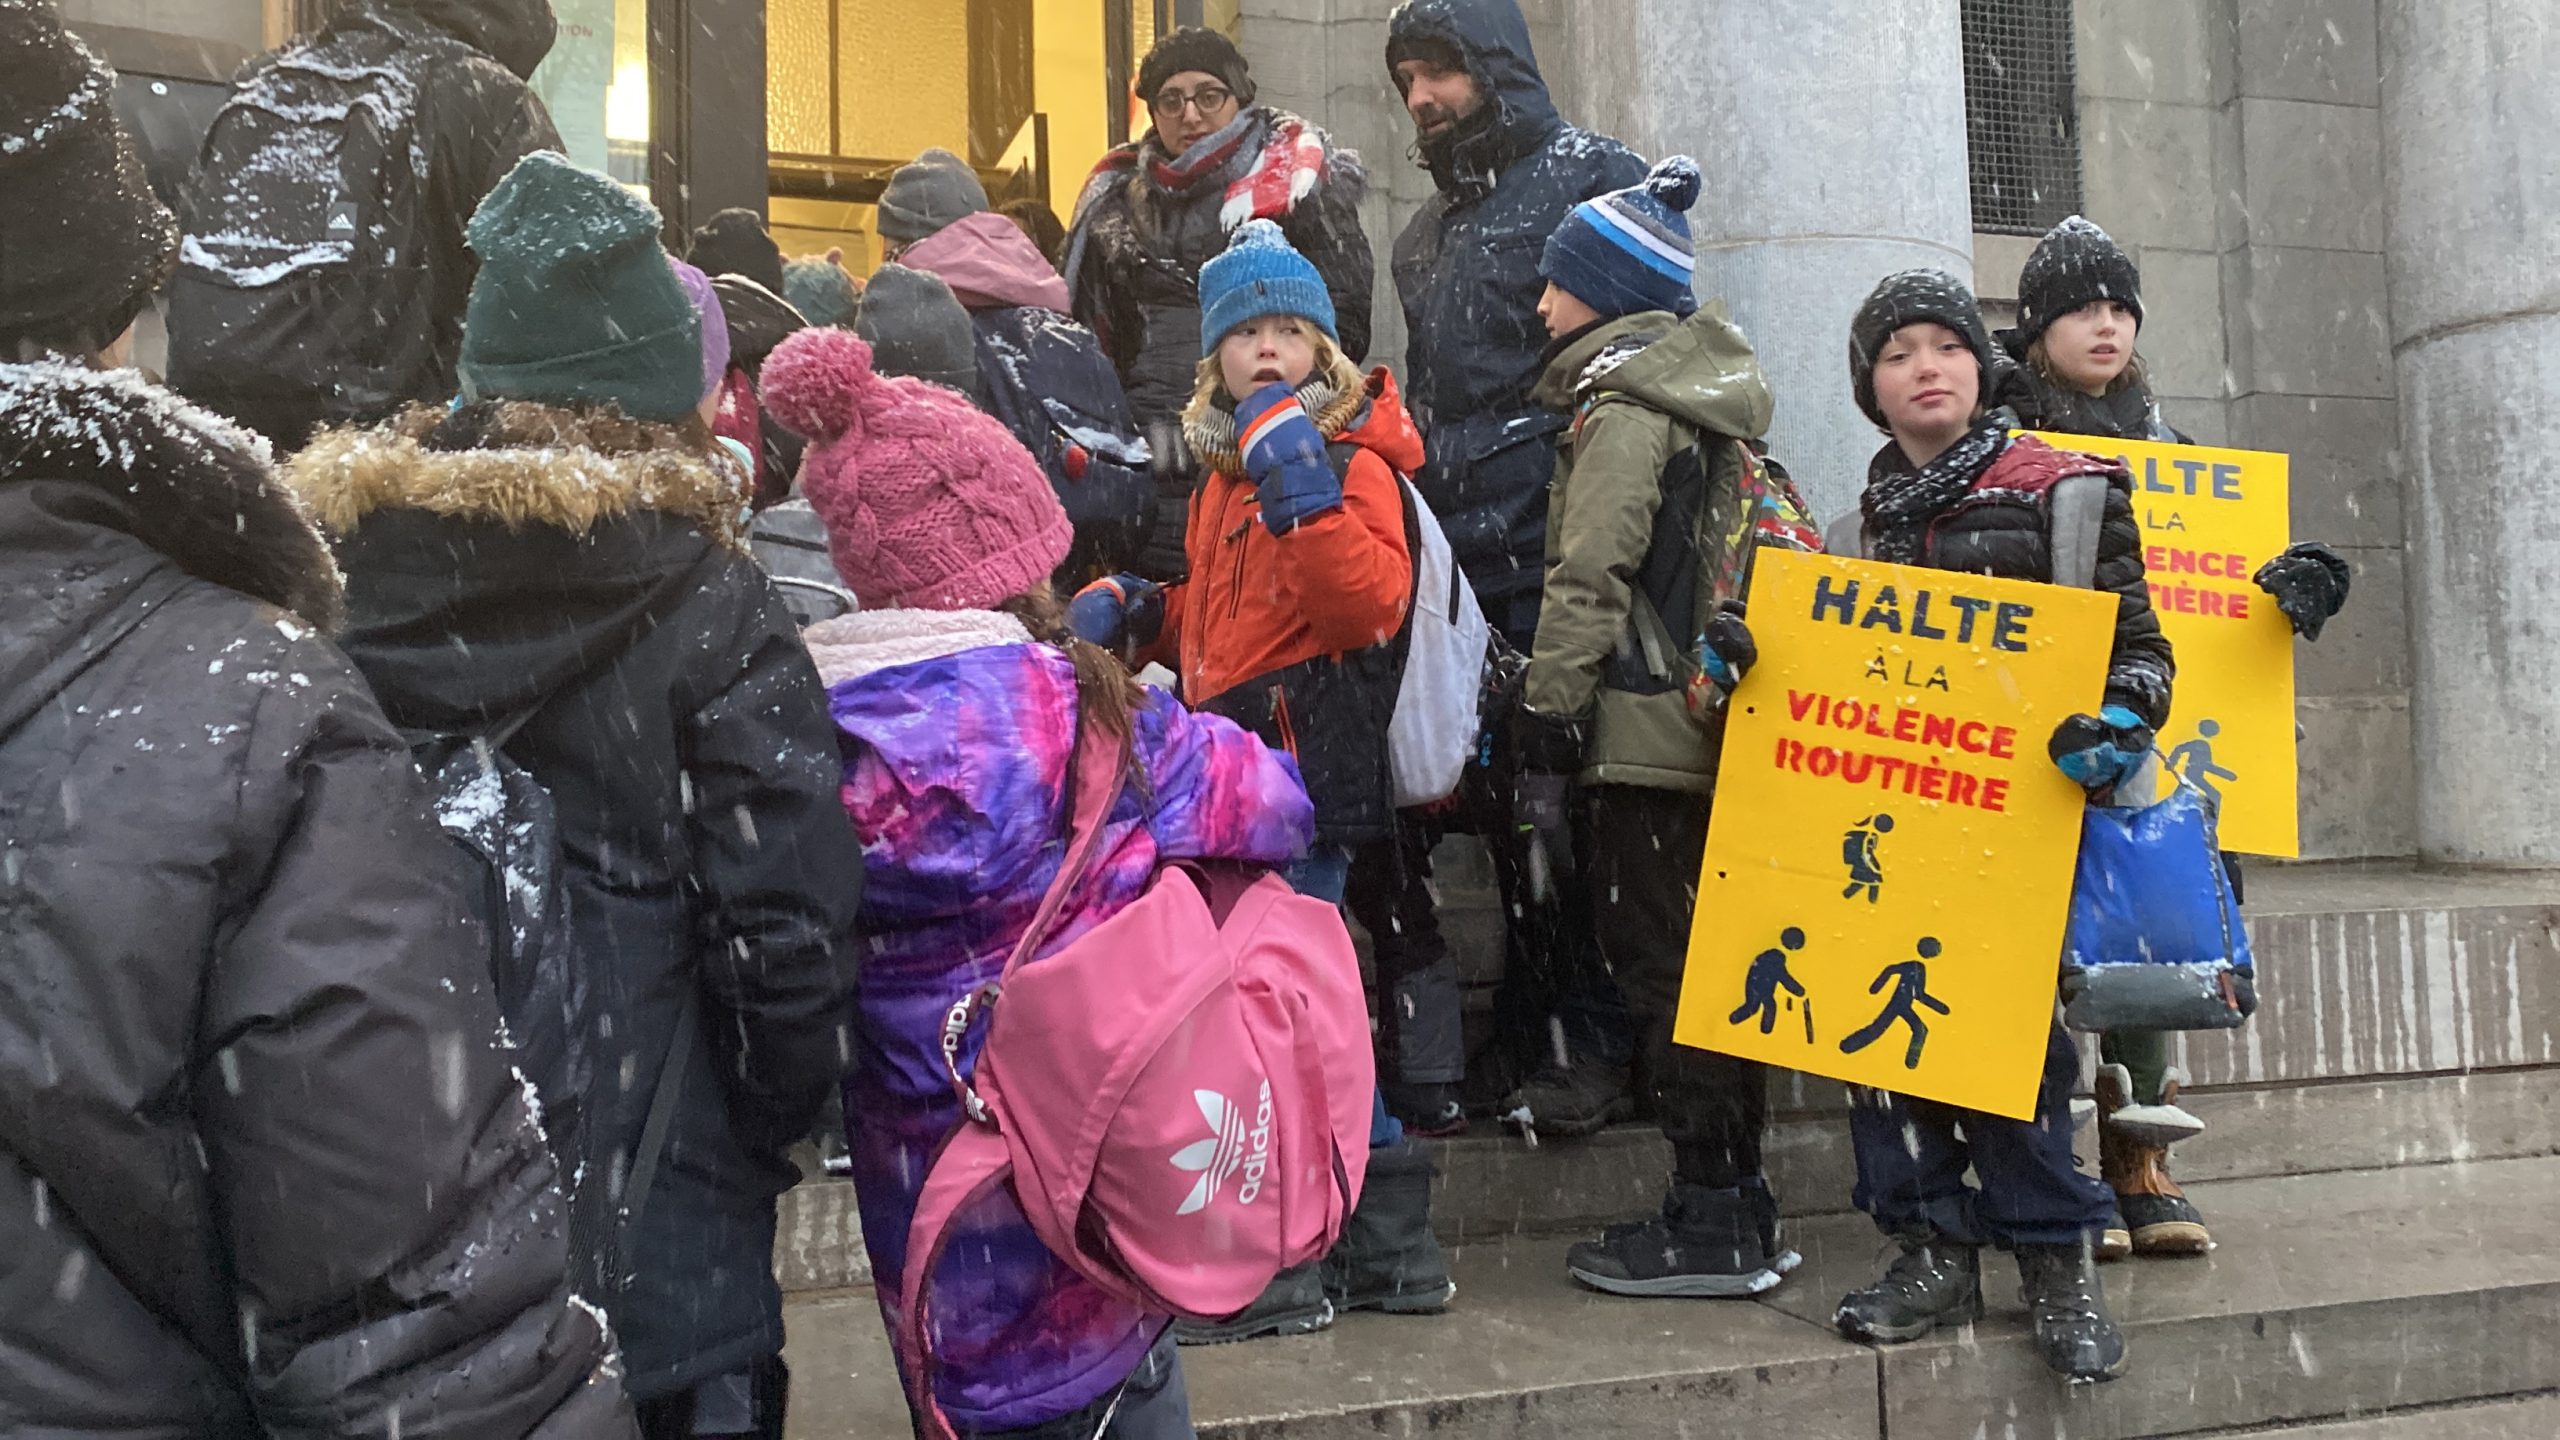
[1525,303,1776,793]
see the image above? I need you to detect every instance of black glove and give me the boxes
[2254,541,2351,640]
[1511,707,1589,777]
[1699,599,1757,694]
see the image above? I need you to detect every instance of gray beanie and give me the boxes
[877,148,990,247]
[853,263,986,405]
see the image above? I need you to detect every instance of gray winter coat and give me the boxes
[0,360,633,1437]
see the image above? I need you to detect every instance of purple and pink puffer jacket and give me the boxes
[808,609,1312,1430]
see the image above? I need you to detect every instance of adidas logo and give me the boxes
[1170,1082,1272,1217]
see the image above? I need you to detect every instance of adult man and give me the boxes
[1065,26,1372,580]
[1386,0,1648,1130]
[168,0,561,447]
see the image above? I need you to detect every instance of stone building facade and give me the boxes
[1236,0,2513,866]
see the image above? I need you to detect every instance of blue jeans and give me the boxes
[1284,846,1402,1150]
[1847,1019,2113,1248]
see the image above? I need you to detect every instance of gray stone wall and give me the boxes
[1236,0,2420,861]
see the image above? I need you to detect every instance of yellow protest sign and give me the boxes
[2027,433,2298,856]
[1675,550,2115,1120]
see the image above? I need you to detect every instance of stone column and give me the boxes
[2383,2,2560,866]
[1562,0,1973,520]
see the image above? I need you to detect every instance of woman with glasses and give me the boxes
[1062,26,1376,584]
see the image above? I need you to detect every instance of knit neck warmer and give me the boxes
[1145,109,1271,197]
[1860,416,2014,566]
[2021,368,2168,442]
[802,607,1032,689]
[1183,367,1367,477]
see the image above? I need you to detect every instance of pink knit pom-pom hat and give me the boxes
[761,326,1071,612]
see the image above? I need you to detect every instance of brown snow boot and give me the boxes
[2096,1063,2211,1257]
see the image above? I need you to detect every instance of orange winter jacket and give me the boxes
[1155,368,1421,842]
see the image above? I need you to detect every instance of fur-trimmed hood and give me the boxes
[0,360,343,628]
[286,401,749,550]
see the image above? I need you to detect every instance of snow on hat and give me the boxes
[673,259,732,399]
[2015,214,2144,349]
[687,207,787,295]
[1138,27,1256,109]
[784,252,860,329]
[853,263,985,405]
[459,151,704,422]
[1848,268,1996,432]
[877,148,990,246]
[760,326,1069,612]
[1197,219,1335,355]
[0,0,177,353]
[1541,156,1703,320]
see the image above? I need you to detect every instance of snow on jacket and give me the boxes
[1065,107,1375,580]
[168,0,562,448]
[1156,366,1420,845]
[902,212,1157,581]
[808,609,1311,1431]
[286,402,866,1404]
[0,361,632,1437]
[1388,0,1649,608]
[1863,431,2177,729]
[1527,304,1776,793]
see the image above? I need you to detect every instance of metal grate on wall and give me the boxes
[1961,0,2084,234]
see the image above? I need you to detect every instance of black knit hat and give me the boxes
[2015,215,2144,350]
[687,207,787,296]
[1848,269,1996,432]
[0,1,178,355]
[1137,27,1256,109]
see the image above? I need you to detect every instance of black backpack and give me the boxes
[971,309,1157,584]
[167,24,458,447]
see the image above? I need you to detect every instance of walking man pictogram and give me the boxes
[2167,718,2238,808]
[1839,938,1950,1070]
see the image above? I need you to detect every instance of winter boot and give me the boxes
[2096,1063,2211,1256]
[1382,1079,1468,1139]
[1566,1182,1790,1297]
[1739,1175,1803,1277]
[2017,1243,2130,1381]
[1321,1136,1456,1315]
[1833,1232,1983,1343]
[1498,1059,1635,1138]
[1172,1262,1332,1346]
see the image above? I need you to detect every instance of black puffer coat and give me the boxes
[1388,0,1647,610]
[168,0,561,448]
[1865,431,2176,729]
[0,361,633,1437]
[288,403,865,1404]
[1992,337,2191,445]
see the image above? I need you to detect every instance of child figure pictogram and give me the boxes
[1841,813,1894,902]
[1838,938,1950,1070]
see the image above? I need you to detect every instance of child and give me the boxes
[1069,220,1455,1342]
[1996,216,2351,1262]
[758,324,1315,1438]
[1511,156,1801,1298]
[1758,269,2172,1382]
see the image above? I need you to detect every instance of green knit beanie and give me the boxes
[458,151,704,422]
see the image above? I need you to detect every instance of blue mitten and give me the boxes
[1067,573,1163,650]
[1235,383,1342,533]
[2048,704,2154,795]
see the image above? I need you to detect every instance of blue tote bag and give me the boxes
[2059,779,2257,1032]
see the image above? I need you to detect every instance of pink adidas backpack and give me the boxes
[897,715,1375,1436]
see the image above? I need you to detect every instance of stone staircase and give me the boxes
[773,860,2560,1438]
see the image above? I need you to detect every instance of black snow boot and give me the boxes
[2017,1243,2129,1381]
[1566,1182,1790,1298]
[1834,1233,1984,1343]
[1172,1261,1332,1346]
[1498,1058,1635,1137]
[1322,1136,1456,1315]
[1382,1078,1468,1138]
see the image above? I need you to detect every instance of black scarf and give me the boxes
[2015,368,2169,442]
[1860,417,2013,566]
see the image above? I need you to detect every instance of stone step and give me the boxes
[2256,1394,2560,1439]
[778,1154,2560,1439]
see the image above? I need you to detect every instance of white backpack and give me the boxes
[1389,479,1492,807]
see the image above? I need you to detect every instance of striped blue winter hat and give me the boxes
[1540,156,1702,320]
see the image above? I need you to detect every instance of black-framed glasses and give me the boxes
[1152,85,1235,120]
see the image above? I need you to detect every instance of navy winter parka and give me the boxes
[1389,0,1648,613]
